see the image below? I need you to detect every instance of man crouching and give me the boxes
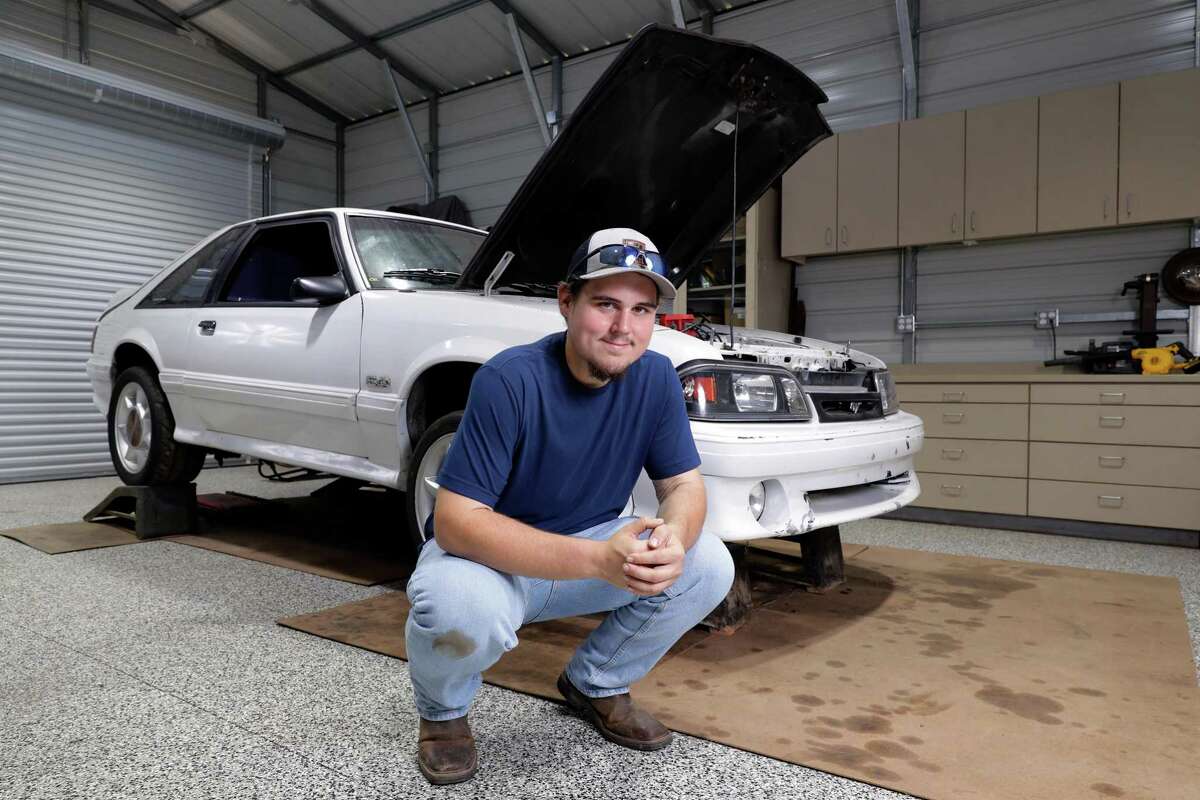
[404,227,734,784]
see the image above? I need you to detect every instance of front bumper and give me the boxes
[671,410,924,542]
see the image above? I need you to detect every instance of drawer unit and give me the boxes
[1029,405,1200,448]
[898,383,1028,404]
[913,472,1027,514]
[904,402,1029,440]
[1029,442,1200,490]
[1028,480,1200,530]
[916,438,1028,478]
[1030,384,1200,407]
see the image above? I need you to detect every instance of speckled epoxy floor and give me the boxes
[1,465,1196,799]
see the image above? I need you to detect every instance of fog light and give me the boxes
[748,482,766,520]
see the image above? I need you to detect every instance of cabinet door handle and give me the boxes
[1099,391,1125,404]
[1098,455,1125,468]
[1102,196,1109,220]
[1099,415,1125,428]
[841,225,848,245]
[940,484,964,496]
[941,448,965,460]
[825,226,833,246]
[942,411,965,423]
[951,213,958,233]
[942,391,965,402]
[1098,495,1124,509]
[970,210,976,232]
[1125,193,1132,218]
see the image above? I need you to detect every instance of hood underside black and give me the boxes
[457,24,831,293]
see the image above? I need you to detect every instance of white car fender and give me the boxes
[396,335,509,401]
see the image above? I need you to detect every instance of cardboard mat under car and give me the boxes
[1,492,414,586]
[280,544,1200,800]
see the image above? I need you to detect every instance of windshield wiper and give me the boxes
[496,281,558,296]
[381,268,461,284]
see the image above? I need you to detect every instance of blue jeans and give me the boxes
[405,516,735,721]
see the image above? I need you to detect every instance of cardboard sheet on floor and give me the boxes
[0,521,141,553]
[166,494,413,586]
[279,545,1199,800]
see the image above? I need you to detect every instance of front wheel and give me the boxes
[404,411,463,550]
[107,366,205,485]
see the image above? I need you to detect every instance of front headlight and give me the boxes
[874,370,899,416]
[678,361,812,422]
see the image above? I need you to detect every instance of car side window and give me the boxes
[218,221,340,304]
[142,225,245,307]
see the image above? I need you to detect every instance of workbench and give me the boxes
[888,363,1200,547]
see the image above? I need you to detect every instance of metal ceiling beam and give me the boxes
[88,0,176,34]
[126,0,349,123]
[895,0,917,120]
[278,0,485,78]
[297,0,440,98]
[505,12,551,147]
[381,61,436,202]
[491,0,566,58]
[180,0,234,19]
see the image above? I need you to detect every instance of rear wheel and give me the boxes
[107,366,205,485]
[404,411,463,550]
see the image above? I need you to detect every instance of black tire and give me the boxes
[107,366,206,486]
[404,411,463,550]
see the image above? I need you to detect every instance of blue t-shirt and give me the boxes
[433,331,701,537]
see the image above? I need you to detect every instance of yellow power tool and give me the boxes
[1131,342,1200,375]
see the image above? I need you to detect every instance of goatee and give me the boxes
[587,359,629,384]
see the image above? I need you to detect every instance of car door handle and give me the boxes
[198,320,216,336]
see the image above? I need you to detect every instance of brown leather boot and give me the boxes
[416,715,478,785]
[556,672,673,751]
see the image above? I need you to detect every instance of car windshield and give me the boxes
[348,215,483,290]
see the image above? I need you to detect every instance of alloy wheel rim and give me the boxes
[113,382,151,474]
[413,433,454,542]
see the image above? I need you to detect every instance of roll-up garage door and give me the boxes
[0,43,283,483]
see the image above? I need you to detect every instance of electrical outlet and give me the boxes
[1035,309,1059,329]
[896,314,915,333]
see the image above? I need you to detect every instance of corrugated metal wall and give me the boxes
[0,71,263,483]
[267,86,337,214]
[799,0,1196,362]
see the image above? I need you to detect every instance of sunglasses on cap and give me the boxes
[570,244,668,278]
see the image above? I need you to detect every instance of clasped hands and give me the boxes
[597,516,685,596]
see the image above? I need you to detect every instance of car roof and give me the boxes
[242,207,487,236]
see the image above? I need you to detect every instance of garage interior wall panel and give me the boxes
[87,4,257,116]
[1,0,76,60]
[912,223,1189,363]
[713,0,903,130]
[344,104,431,212]
[793,251,902,365]
[266,87,336,213]
[919,0,1196,115]
[0,74,263,483]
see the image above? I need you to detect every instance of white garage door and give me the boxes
[0,45,281,484]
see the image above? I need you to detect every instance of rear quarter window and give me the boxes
[140,225,247,307]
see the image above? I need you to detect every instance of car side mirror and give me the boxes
[291,275,348,306]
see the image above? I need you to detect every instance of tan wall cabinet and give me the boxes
[896,368,1200,532]
[964,97,1038,240]
[1119,68,1200,225]
[1037,84,1119,233]
[837,124,898,252]
[781,136,837,259]
[745,187,791,333]
[899,111,965,246]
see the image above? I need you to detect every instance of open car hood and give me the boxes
[457,24,830,293]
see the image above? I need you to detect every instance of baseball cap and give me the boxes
[566,227,676,302]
